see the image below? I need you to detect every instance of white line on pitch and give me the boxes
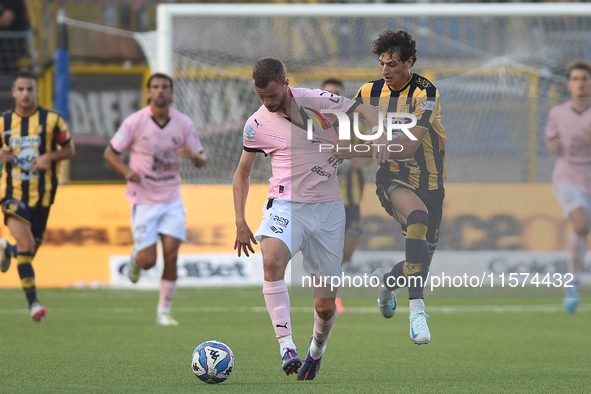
[1,304,589,315]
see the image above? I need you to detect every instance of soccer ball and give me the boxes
[191,340,235,384]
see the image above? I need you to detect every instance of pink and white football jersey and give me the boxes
[243,87,359,203]
[545,100,591,194]
[110,106,204,204]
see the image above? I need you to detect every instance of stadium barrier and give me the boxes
[0,183,585,288]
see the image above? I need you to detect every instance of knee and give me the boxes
[136,254,156,270]
[406,210,429,240]
[314,299,336,320]
[263,254,285,280]
[16,240,35,255]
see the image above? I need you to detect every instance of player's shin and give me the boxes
[403,210,430,300]
[263,280,294,353]
[16,252,37,307]
[310,306,338,359]
[157,278,177,314]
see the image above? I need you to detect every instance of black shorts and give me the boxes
[375,173,444,253]
[1,198,51,245]
[344,204,361,239]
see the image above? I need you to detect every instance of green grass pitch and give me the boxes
[0,287,590,393]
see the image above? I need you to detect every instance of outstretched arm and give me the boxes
[233,150,258,257]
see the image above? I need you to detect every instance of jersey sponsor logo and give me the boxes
[8,136,41,148]
[254,119,261,127]
[310,165,332,178]
[268,213,289,227]
[244,124,256,140]
[419,100,436,111]
[416,77,432,88]
[152,151,179,172]
[269,225,283,234]
[11,147,40,175]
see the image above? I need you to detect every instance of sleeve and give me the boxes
[412,86,439,131]
[313,88,360,115]
[53,116,72,146]
[242,118,267,155]
[109,117,134,154]
[185,122,204,153]
[545,107,559,139]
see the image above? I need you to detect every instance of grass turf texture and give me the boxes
[0,287,590,393]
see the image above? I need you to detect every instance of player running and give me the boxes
[335,29,447,345]
[544,61,591,313]
[0,70,75,322]
[233,58,384,380]
[104,73,206,326]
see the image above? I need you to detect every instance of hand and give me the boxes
[31,153,52,173]
[545,137,560,154]
[0,146,13,163]
[177,146,194,160]
[234,221,257,257]
[332,140,356,160]
[369,132,389,163]
[125,170,141,183]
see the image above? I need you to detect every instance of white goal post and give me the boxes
[156,3,591,75]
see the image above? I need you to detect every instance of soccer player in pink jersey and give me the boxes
[544,61,591,314]
[233,58,385,380]
[104,73,206,326]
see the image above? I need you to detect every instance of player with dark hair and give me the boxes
[545,60,591,314]
[234,58,384,380]
[335,29,447,345]
[104,73,206,326]
[0,70,75,321]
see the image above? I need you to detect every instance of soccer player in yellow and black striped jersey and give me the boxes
[346,30,446,345]
[0,70,75,322]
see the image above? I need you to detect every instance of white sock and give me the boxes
[157,306,171,314]
[409,299,425,312]
[309,339,326,359]
[278,335,296,356]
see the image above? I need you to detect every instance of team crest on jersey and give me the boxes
[244,125,256,140]
[399,104,410,113]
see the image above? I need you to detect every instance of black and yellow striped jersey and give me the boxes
[0,106,71,207]
[355,73,446,191]
[340,165,364,207]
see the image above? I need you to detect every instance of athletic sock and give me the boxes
[263,280,293,354]
[157,279,177,314]
[384,210,430,299]
[409,298,425,312]
[16,252,36,308]
[310,307,339,359]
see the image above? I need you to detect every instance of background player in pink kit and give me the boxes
[233,58,384,380]
[104,73,206,326]
[544,61,591,313]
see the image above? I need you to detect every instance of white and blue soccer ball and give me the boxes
[191,340,235,384]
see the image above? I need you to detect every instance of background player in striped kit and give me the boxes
[0,70,75,322]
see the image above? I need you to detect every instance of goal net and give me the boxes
[143,3,591,185]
